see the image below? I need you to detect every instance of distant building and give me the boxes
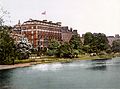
[115,34,120,38]
[13,19,78,48]
[61,26,78,42]
[107,35,120,46]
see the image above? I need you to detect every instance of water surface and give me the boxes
[1,57,120,89]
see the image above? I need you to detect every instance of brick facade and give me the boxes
[13,19,78,48]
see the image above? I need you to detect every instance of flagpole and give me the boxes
[41,11,47,20]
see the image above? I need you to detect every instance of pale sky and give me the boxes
[0,0,120,36]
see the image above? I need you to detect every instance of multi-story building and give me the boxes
[13,19,78,48]
[107,35,120,46]
[61,26,78,43]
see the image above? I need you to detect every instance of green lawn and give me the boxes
[14,54,113,64]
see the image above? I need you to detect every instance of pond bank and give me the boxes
[0,63,31,70]
[0,55,113,70]
[0,58,73,70]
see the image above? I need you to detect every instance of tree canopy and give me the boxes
[47,39,61,56]
[69,34,82,50]
[84,32,94,46]
[112,39,120,52]
[47,35,82,58]
[0,28,16,64]
[83,32,110,53]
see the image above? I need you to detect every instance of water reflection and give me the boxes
[1,58,120,89]
[89,65,107,71]
[0,70,13,89]
[87,59,109,71]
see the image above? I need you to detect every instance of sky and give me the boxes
[0,0,120,36]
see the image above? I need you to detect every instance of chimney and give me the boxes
[49,21,52,23]
[115,34,120,38]
[43,20,47,22]
[70,28,73,32]
[29,18,33,21]
[73,30,77,34]
[18,20,21,25]
[56,22,61,26]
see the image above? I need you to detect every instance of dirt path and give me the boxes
[0,63,31,70]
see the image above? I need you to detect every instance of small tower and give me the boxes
[18,20,21,25]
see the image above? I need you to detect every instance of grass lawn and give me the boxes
[14,54,113,65]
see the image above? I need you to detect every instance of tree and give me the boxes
[0,29,17,64]
[112,39,120,52]
[93,33,110,51]
[16,38,32,60]
[47,40,78,58]
[84,32,94,45]
[47,39,61,56]
[69,34,82,57]
[0,7,17,64]
[0,7,10,26]
[83,32,110,53]
[82,45,92,53]
[69,34,82,50]
[83,32,95,53]
[57,42,73,58]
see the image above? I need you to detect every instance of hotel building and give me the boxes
[13,19,78,48]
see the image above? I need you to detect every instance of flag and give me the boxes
[41,11,46,15]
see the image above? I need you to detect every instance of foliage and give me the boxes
[112,39,120,52]
[0,28,17,64]
[69,34,82,50]
[0,8,18,64]
[84,32,94,45]
[72,49,79,58]
[93,33,110,51]
[69,34,83,57]
[0,7,10,26]
[14,59,34,64]
[47,39,61,56]
[47,35,82,58]
[82,45,92,53]
[56,42,73,58]
[83,32,110,53]
[16,41,32,60]
[48,39,61,50]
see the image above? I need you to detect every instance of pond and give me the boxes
[1,57,120,89]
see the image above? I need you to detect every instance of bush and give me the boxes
[14,59,33,64]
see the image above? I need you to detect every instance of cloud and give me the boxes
[1,0,120,35]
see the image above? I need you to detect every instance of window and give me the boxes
[33,26,36,29]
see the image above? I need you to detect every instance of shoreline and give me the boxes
[0,60,72,70]
[0,57,113,70]
[0,63,31,70]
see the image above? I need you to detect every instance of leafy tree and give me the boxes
[16,40,32,60]
[0,7,18,64]
[83,32,95,53]
[112,39,120,52]
[82,45,92,53]
[0,29,17,64]
[42,47,47,55]
[83,32,110,53]
[69,34,82,50]
[0,7,10,26]
[72,49,79,58]
[57,42,73,58]
[84,32,94,45]
[47,40,61,56]
[69,34,83,57]
[47,39,78,58]
[93,33,110,51]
